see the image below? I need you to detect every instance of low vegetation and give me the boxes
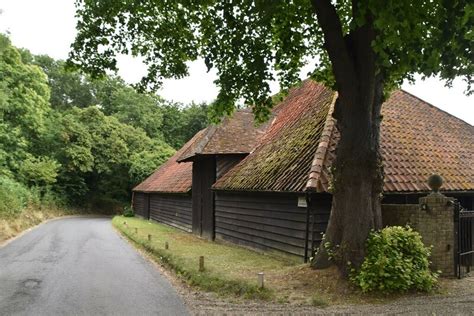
[113,216,445,306]
[0,176,80,242]
[351,226,439,293]
[113,216,287,300]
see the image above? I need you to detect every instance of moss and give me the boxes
[220,88,333,192]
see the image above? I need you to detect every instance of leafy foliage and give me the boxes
[0,33,208,211]
[0,176,31,217]
[351,226,438,293]
[69,0,473,122]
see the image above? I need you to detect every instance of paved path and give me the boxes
[0,217,189,316]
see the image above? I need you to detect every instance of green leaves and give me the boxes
[70,0,472,119]
[0,33,181,206]
[351,226,438,293]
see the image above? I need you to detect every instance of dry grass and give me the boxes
[0,207,79,244]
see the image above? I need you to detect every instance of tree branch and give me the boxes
[311,0,357,95]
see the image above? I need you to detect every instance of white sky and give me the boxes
[0,0,472,124]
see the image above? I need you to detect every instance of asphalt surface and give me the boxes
[0,217,189,316]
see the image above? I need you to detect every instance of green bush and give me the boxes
[0,176,31,217]
[351,226,438,293]
[122,206,135,217]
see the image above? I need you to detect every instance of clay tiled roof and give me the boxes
[213,81,336,192]
[177,109,268,162]
[306,90,474,193]
[132,130,206,193]
[380,91,474,192]
[216,80,473,193]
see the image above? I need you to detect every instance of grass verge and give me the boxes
[113,216,455,306]
[113,216,282,300]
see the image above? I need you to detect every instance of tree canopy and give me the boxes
[0,33,209,211]
[69,0,472,118]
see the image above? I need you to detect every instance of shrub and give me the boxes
[0,176,31,217]
[351,226,438,293]
[123,206,135,217]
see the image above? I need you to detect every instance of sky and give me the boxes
[0,0,472,124]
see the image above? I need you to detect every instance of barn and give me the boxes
[213,80,474,260]
[133,109,269,236]
[131,130,204,231]
[133,79,474,261]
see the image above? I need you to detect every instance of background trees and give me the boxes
[0,33,209,213]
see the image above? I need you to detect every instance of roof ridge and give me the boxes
[399,89,474,128]
[305,92,338,192]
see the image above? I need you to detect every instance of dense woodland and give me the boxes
[0,34,209,216]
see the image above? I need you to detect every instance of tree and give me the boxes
[0,34,57,182]
[161,102,210,149]
[68,1,472,273]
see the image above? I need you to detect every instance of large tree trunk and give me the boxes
[311,0,385,274]
[312,78,384,274]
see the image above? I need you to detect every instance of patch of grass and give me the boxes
[113,216,454,306]
[310,295,329,308]
[114,216,281,300]
[0,206,81,243]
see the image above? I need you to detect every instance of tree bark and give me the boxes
[311,0,384,274]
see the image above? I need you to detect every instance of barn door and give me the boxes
[192,157,216,239]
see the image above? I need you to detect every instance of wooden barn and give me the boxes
[133,79,474,261]
[131,131,204,231]
[176,109,269,239]
[133,109,269,236]
[213,80,474,260]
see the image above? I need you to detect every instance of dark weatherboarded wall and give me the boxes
[214,191,331,258]
[149,193,192,232]
[133,192,148,218]
[192,157,217,239]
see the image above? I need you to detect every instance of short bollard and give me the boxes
[199,256,205,272]
[257,272,264,289]
[165,241,169,250]
[134,228,138,234]
[123,221,127,226]
[147,234,152,241]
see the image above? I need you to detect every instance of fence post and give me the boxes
[199,256,205,272]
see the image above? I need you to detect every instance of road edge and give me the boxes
[0,214,110,248]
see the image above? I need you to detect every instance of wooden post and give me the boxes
[147,234,152,241]
[257,272,264,289]
[199,256,205,272]
[134,228,138,234]
[165,241,169,250]
[123,221,127,225]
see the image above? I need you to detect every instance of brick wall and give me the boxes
[382,193,455,276]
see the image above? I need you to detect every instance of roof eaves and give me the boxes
[176,125,218,162]
[305,93,337,192]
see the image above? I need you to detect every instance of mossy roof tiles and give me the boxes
[215,82,474,193]
[135,79,473,194]
[213,81,335,192]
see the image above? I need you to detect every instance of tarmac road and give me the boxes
[0,217,189,316]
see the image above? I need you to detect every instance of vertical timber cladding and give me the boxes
[149,193,192,232]
[133,192,148,218]
[214,191,331,258]
[192,156,217,239]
